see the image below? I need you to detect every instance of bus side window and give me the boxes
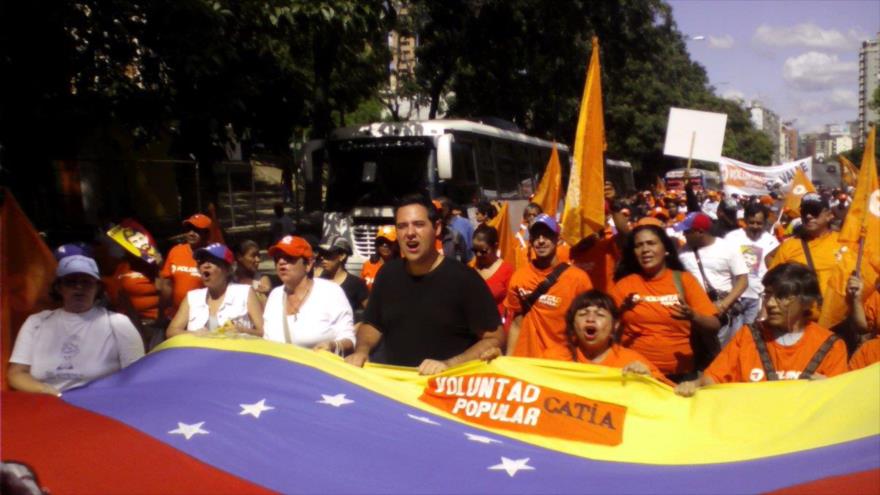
[449,141,479,207]
[475,138,499,199]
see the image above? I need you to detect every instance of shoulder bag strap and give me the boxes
[521,263,570,316]
[281,290,293,344]
[798,237,824,306]
[692,248,717,295]
[671,270,686,301]
[800,334,840,380]
[748,323,778,381]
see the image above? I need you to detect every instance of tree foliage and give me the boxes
[408,0,773,178]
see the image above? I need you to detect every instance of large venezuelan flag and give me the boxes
[3,335,879,494]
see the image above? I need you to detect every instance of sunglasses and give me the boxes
[60,277,98,288]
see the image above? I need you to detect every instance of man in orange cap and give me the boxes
[158,213,212,318]
[360,225,398,291]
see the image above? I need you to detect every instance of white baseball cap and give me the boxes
[56,254,100,280]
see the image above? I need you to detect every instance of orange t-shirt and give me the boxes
[849,337,880,370]
[360,259,384,291]
[116,262,159,320]
[705,322,848,383]
[609,270,717,375]
[505,262,593,360]
[571,236,621,293]
[160,243,203,315]
[769,232,844,298]
[574,344,672,385]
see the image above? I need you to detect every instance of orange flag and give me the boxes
[1,189,57,390]
[487,201,517,269]
[819,127,880,329]
[561,37,606,247]
[781,166,816,215]
[838,155,859,189]
[532,144,562,219]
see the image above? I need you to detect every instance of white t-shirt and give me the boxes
[702,199,720,220]
[186,283,253,331]
[724,228,780,299]
[679,237,749,294]
[10,307,145,391]
[263,278,356,348]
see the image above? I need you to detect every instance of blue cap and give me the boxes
[673,212,713,232]
[54,243,92,261]
[529,213,560,236]
[193,243,234,265]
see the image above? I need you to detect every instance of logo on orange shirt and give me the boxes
[516,288,562,308]
[641,294,680,307]
[749,368,803,381]
[171,265,200,276]
[420,373,627,446]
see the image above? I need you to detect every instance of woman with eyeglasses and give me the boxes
[470,225,514,320]
[8,255,144,395]
[676,262,848,396]
[262,236,356,353]
[166,243,264,338]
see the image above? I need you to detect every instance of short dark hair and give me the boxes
[476,201,497,220]
[395,193,441,224]
[473,224,499,247]
[744,203,768,220]
[614,225,686,281]
[762,262,821,308]
[565,290,620,361]
[525,202,542,214]
[234,239,260,257]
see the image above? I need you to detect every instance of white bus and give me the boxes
[664,168,722,191]
[302,119,631,271]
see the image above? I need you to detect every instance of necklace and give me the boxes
[285,279,314,321]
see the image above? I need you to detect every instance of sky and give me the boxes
[668,0,879,134]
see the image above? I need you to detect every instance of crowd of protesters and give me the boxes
[7,177,879,398]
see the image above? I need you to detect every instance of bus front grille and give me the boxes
[353,224,378,259]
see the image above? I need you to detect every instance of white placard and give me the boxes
[663,108,728,164]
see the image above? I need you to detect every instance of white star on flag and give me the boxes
[407,413,440,425]
[465,433,502,444]
[239,399,275,418]
[168,421,209,440]
[317,393,354,407]
[488,457,534,477]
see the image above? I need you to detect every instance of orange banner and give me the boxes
[420,373,626,446]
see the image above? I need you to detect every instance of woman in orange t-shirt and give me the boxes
[676,263,849,396]
[609,222,720,381]
[564,290,672,385]
[360,225,398,291]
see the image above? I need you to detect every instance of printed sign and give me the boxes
[419,373,627,446]
[107,219,161,265]
[719,157,813,196]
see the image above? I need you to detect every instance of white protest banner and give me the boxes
[718,157,813,196]
[663,108,728,164]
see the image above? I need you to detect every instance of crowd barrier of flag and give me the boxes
[3,335,878,494]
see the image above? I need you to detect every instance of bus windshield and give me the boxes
[325,138,432,211]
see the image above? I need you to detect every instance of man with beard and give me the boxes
[158,214,211,317]
[344,194,502,374]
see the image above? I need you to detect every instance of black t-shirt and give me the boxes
[339,273,369,312]
[363,257,501,367]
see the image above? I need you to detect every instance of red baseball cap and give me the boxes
[183,213,212,230]
[674,212,713,232]
[268,235,313,260]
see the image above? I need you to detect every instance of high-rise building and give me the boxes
[858,33,879,146]
[780,123,799,162]
[384,3,433,121]
[749,101,782,164]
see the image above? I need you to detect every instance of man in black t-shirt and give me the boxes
[345,194,503,374]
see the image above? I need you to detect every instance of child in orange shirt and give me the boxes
[676,263,848,396]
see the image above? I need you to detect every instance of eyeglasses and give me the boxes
[760,292,796,304]
[274,255,303,265]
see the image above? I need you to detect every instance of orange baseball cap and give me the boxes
[183,213,212,230]
[760,195,773,206]
[635,217,666,228]
[376,225,397,242]
[268,235,313,260]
